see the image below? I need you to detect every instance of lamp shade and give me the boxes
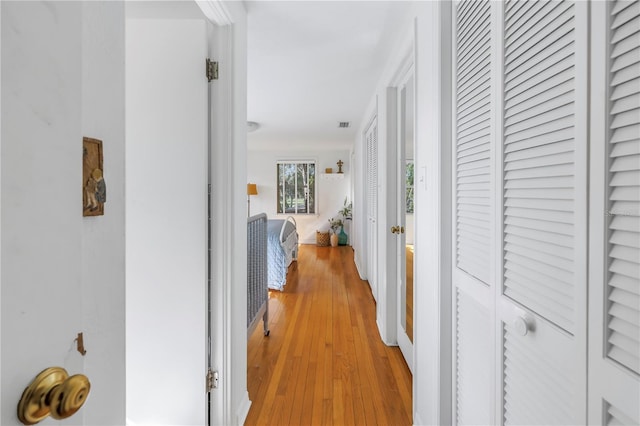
[247,183,258,196]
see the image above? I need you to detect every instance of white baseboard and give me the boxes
[235,392,251,426]
[376,319,398,347]
[354,253,367,280]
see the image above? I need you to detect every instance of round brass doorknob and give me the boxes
[17,367,90,425]
[48,374,91,419]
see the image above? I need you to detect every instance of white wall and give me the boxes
[247,149,352,244]
[125,15,208,425]
[1,2,126,425]
[353,2,452,425]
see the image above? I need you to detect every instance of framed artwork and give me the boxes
[83,137,106,216]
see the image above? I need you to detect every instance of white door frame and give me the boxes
[414,3,453,425]
[198,1,248,425]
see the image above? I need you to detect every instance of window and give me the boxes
[406,161,414,213]
[277,161,316,214]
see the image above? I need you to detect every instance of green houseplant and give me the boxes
[338,197,352,220]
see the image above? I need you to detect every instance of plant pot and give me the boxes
[338,226,348,246]
[330,233,339,247]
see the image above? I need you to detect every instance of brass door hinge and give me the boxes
[206,59,218,82]
[206,368,219,392]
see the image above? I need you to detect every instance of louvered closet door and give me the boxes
[499,1,587,424]
[453,0,589,424]
[365,117,379,301]
[588,1,640,424]
[452,1,495,424]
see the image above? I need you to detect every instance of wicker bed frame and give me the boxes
[279,216,299,268]
[247,214,299,337]
[247,213,270,337]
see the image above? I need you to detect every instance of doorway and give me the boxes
[364,115,379,301]
[395,67,415,372]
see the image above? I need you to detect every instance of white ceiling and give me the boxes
[246,1,412,151]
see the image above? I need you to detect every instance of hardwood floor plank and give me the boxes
[245,245,412,426]
[350,322,378,426]
[406,245,414,343]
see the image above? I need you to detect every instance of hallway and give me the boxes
[246,245,412,425]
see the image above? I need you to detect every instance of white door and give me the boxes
[126,15,209,425]
[588,1,640,424]
[453,1,588,424]
[365,117,379,301]
[452,2,495,422]
[1,2,87,424]
[498,1,588,424]
[396,71,415,372]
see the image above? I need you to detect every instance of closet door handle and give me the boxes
[513,315,534,336]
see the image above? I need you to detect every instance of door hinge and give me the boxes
[206,59,218,82]
[206,368,219,392]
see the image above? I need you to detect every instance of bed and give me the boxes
[266,216,298,291]
[247,214,298,338]
[247,213,269,337]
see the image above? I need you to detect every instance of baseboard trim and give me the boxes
[235,392,251,426]
[354,253,367,280]
[377,319,398,347]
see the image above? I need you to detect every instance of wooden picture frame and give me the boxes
[83,137,106,216]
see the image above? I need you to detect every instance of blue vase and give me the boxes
[338,226,348,246]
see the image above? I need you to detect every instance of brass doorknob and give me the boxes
[17,367,90,425]
[391,226,400,234]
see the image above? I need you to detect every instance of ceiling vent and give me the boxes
[338,122,350,128]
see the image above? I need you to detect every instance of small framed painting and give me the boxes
[83,137,106,217]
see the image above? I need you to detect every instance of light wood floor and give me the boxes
[246,245,413,426]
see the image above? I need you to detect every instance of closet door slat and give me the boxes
[455,289,491,425]
[503,0,578,334]
[455,0,492,285]
[503,325,576,425]
[606,0,640,375]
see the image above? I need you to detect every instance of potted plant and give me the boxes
[337,198,352,245]
[339,197,352,220]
